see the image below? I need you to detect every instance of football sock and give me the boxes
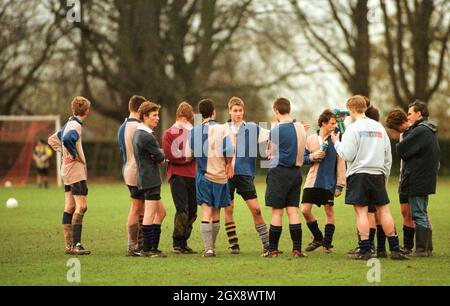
[369,228,376,250]
[387,234,401,252]
[201,222,214,251]
[307,220,323,242]
[403,226,415,250]
[62,212,73,249]
[255,223,269,249]
[72,213,84,247]
[212,221,220,249]
[142,225,153,252]
[376,225,386,252]
[323,224,335,248]
[151,224,162,251]
[359,239,371,254]
[127,223,139,250]
[138,214,144,249]
[225,222,238,247]
[289,224,302,252]
[269,225,282,252]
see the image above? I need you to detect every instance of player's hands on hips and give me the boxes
[64,156,74,164]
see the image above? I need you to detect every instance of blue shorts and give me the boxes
[196,173,231,209]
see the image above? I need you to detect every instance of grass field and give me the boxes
[1,178,449,286]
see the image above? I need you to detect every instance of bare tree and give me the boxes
[50,0,260,123]
[0,0,64,115]
[380,0,449,109]
[289,0,371,97]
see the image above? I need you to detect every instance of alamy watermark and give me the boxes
[176,114,280,169]
[366,258,381,283]
[66,0,81,23]
[66,258,81,283]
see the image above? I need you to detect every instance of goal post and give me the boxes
[0,115,62,187]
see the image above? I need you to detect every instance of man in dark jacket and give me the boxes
[396,100,440,257]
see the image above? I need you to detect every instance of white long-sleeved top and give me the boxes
[334,118,391,180]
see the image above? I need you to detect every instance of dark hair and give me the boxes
[273,97,291,115]
[198,99,215,119]
[409,100,429,118]
[386,109,408,132]
[138,101,161,121]
[365,106,380,122]
[129,95,148,113]
[318,109,336,127]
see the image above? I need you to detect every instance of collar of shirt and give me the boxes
[202,119,217,126]
[70,116,83,125]
[227,120,246,135]
[127,118,141,123]
[137,124,153,134]
[278,120,294,125]
[317,134,324,146]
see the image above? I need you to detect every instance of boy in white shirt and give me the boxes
[331,95,408,260]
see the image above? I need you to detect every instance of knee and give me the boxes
[325,207,334,218]
[77,205,87,215]
[301,207,312,218]
[251,207,262,217]
[130,206,141,217]
[65,205,76,214]
[273,209,284,218]
[286,209,298,218]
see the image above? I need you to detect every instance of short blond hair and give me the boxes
[72,96,91,116]
[176,102,194,121]
[228,97,245,110]
[346,95,367,114]
[138,101,161,121]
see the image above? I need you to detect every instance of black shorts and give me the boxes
[128,185,145,201]
[37,168,49,176]
[64,180,88,196]
[301,188,334,207]
[399,193,409,204]
[265,166,302,209]
[345,174,389,208]
[229,175,257,201]
[141,185,161,201]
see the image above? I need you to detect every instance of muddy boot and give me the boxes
[412,225,430,257]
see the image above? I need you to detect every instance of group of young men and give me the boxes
[48,94,440,260]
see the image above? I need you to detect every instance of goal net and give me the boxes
[0,115,62,187]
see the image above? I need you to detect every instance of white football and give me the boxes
[4,181,12,188]
[6,198,18,209]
